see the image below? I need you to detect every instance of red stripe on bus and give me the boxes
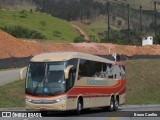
[68,80,126,96]
[68,95,110,99]
[83,95,110,98]
[119,87,126,95]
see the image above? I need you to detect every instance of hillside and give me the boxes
[1,0,160,11]
[29,0,160,44]
[0,0,35,10]
[71,16,127,43]
[1,0,160,44]
[0,29,160,59]
[96,0,160,10]
[0,10,79,42]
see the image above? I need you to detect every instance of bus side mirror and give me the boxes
[19,67,27,80]
[64,65,73,80]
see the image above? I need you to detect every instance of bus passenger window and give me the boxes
[78,59,87,80]
[67,59,78,88]
[120,66,126,78]
[107,64,113,79]
[66,70,74,91]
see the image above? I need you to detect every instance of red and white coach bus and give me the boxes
[22,52,126,114]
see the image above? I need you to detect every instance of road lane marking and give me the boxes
[109,117,117,120]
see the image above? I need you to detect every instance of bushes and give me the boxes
[73,35,85,43]
[1,25,46,39]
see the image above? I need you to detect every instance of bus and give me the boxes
[22,52,126,114]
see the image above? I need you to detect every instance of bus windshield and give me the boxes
[25,62,66,96]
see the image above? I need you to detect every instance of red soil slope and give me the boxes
[0,29,160,59]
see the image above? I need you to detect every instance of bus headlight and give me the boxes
[26,97,32,102]
[54,96,66,103]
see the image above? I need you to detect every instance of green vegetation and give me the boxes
[0,80,25,108]
[0,59,160,108]
[0,0,36,10]
[72,19,141,44]
[71,21,100,42]
[1,25,46,39]
[122,0,160,10]
[73,35,86,43]
[0,10,79,41]
[98,0,160,10]
[125,59,160,105]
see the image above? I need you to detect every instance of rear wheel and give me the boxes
[76,99,83,115]
[114,98,119,111]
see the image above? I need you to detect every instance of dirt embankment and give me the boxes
[0,29,160,59]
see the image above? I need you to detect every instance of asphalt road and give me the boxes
[0,68,26,85]
[0,105,160,120]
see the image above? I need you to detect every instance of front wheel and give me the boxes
[108,97,114,112]
[76,99,82,115]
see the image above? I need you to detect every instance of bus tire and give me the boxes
[108,97,114,112]
[114,97,119,111]
[76,99,83,115]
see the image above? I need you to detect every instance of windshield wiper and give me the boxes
[33,82,42,94]
[33,78,45,94]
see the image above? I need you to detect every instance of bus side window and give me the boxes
[113,65,126,80]
[114,65,121,79]
[103,64,108,78]
[107,64,113,79]
[78,59,86,80]
[94,62,101,77]
[121,66,126,78]
[102,63,108,78]
[66,69,73,91]
[67,59,78,88]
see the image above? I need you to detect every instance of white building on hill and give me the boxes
[142,36,153,46]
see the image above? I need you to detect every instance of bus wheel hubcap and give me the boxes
[78,103,82,111]
[111,101,114,110]
[115,100,118,108]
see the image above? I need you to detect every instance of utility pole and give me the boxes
[107,2,110,42]
[140,5,142,34]
[127,4,131,44]
[154,1,157,39]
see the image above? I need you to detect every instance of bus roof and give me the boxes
[30,52,115,64]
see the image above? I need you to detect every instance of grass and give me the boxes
[0,10,79,42]
[71,21,100,42]
[125,59,160,105]
[0,80,25,108]
[71,16,125,42]
[0,59,160,108]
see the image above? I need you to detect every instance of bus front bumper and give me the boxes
[26,101,67,111]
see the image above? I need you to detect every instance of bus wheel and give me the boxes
[108,97,114,112]
[76,99,82,115]
[114,98,119,111]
